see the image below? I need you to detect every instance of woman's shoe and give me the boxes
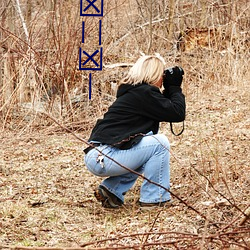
[94,186,123,208]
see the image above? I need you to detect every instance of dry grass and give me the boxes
[0,78,249,249]
[0,0,250,249]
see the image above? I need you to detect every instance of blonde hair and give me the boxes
[121,54,165,85]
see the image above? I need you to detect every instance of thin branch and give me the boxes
[142,210,162,248]
[147,0,153,54]
[239,207,250,226]
[40,111,216,226]
[190,163,247,217]
[103,62,134,68]
[13,0,30,46]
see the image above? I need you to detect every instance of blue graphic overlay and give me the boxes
[79,1,103,99]
[82,20,102,46]
[80,0,104,16]
[82,21,85,43]
[89,73,92,99]
[79,47,103,70]
[99,20,102,45]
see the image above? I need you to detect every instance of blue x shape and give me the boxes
[81,50,99,67]
[84,0,100,13]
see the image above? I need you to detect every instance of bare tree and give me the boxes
[147,0,153,54]
[200,0,207,27]
[0,0,15,116]
[11,0,40,105]
[168,0,175,42]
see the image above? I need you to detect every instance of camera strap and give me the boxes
[170,121,185,136]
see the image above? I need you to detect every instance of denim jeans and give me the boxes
[84,134,170,203]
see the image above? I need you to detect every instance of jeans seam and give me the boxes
[85,134,171,204]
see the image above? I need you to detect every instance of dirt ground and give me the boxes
[0,82,249,249]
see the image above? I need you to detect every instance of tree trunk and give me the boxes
[168,0,175,42]
[147,0,153,54]
[13,0,38,104]
[200,0,207,27]
[1,1,15,113]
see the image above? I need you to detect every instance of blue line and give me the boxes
[99,20,102,45]
[80,0,104,16]
[99,47,103,70]
[84,0,99,13]
[82,21,85,43]
[80,0,82,16]
[101,0,104,16]
[79,47,82,70]
[89,73,92,99]
[79,47,103,71]
[82,50,99,67]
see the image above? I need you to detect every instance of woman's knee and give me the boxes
[151,134,170,149]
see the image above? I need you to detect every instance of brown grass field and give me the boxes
[0,0,249,249]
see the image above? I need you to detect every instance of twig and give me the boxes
[239,207,250,226]
[141,210,162,249]
[203,139,237,205]
[13,0,30,45]
[190,163,247,217]
[1,229,249,249]
[103,63,134,69]
[0,247,87,250]
[81,229,250,249]
[80,231,199,248]
[105,17,169,53]
[41,111,214,225]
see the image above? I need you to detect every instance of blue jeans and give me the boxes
[84,134,170,203]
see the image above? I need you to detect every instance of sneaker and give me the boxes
[94,186,123,208]
[139,200,172,210]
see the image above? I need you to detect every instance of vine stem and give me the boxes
[41,111,216,226]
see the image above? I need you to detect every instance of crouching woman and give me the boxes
[84,55,186,209]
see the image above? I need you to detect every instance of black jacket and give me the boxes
[88,83,185,149]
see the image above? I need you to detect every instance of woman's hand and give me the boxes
[163,66,184,89]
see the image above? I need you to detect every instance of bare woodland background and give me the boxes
[0,0,249,249]
[0,0,249,130]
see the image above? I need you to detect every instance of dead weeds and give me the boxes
[0,80,249,249]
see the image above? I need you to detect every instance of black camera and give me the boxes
[163,66,184,88]
[163,66,184,77]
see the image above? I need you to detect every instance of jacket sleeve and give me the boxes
[142,86,186,122]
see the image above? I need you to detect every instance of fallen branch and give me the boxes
[40,111,215,225]
[190,163,247,218]
[239,207,250,226]
[1,228,249,249]
[104,63,134,69]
